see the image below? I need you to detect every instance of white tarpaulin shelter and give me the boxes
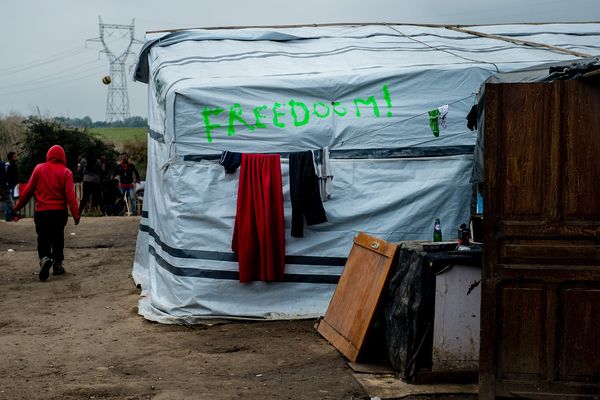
[132,23,600,323]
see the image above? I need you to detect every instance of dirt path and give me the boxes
[0,217,365,400]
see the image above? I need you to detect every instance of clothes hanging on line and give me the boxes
[289,151,328,238]
[219,149,334,200]
[219,151,242,174]
[311,147,333,202]
[466,104,478,131]
[232,154,285,282]
[438,104,449,129]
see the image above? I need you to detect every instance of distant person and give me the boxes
[99,155,108,184]
[11,145,80,282]
[4,151,19,221]
[77,155,102,214]
[112,152,140,215]
[101,178,126,216]
[0,155,6,219]
[98,154,109,203]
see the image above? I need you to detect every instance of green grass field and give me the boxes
[90,127,147,145]
[90,127,148,179]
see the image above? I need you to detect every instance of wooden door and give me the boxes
[480,80,600,399]
[317,232,398,362]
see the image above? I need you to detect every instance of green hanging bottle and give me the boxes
[433,218,442,242]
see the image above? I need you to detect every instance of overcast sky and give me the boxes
[1,0,598,121]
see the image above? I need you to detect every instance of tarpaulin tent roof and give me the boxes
[131,23,600,323]
[471,56,600,184]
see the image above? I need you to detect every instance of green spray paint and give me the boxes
[253,105,268,129]
[289,100,310,127]
[199,84,394,142]
[202,107,224,143]
[382,85,393,117]
[313,102,330,119]
[332,101,348,117]
[227,103,255,136]
[272,102,286,128]
[354,96,380,117]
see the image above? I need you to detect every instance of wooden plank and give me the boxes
[353,373,478,399]
[582,69,600,81]
[447,26,591,58]
[317,232,398,362]
[508,393,596,400]
[347,362,395,375]
[316,317,360,361]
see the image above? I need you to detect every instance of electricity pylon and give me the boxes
[87,17,142,122]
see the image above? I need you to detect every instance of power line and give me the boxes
[0,46,97,75]
[0,67,107,96]
[0,37,122,76]
[0,59,101,91]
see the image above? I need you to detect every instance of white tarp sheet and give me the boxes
[132,23,600,323]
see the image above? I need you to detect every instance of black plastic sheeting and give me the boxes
[544,60,600,82]
[383,241,481,382]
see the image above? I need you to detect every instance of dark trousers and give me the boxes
[289,151,327,238]
[34,210,68,262]
[79,181,102,212]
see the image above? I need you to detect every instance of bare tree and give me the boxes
[0,113,25,159]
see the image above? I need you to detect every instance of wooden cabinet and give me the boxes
[480,80,600,399]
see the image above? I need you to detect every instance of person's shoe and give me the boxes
[39,257,53,282]
[52,261,66,276]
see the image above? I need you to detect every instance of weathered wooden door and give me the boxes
[480,80,600,399]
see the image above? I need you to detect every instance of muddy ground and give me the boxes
[0,216,366,400]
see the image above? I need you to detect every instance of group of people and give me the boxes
[77,152,141,217]
[3,146,141,282]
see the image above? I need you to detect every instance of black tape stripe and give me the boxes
[183,154,222,162]
[140,223,347,266]
[148,128,165,143]
[149,245,340,284]
[329,145,474,159]
[181,145,474,162]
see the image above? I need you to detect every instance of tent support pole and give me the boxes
[446,26,592,58]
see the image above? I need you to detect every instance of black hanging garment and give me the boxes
[289,151,327,238]
[219,151,242,174]
[466,104,478,131]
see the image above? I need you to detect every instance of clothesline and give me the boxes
[388,26,501,73]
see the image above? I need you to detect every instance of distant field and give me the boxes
[90,127,147,179]
[90,127,146,145]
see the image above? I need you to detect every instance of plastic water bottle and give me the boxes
[433,218,442,242]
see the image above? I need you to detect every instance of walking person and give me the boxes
[112,152,140,215]
[5,151,19,220]
[0,155,6,220]
[11,145,80,281]
[77,154,102,215]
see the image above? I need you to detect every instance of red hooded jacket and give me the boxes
[13,145,80,220]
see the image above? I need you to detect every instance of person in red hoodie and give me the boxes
[12,145,80,282]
